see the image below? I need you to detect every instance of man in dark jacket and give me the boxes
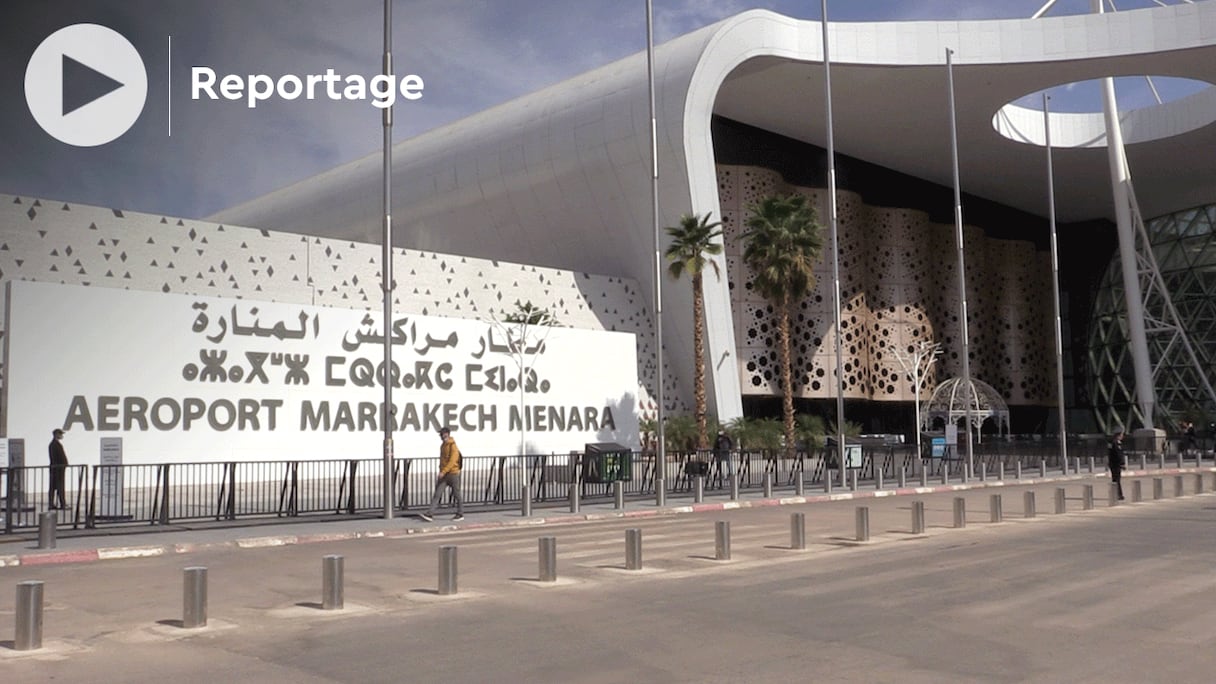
[48,428,68,509]
[1108,429,1125,501]
[714,429,734,478]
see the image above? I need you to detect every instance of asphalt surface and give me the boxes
[2,470,1215,683]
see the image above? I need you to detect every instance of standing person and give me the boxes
[48,428,68,509]
[1182,420,1197,455]
[420,427,464,522]
[1108,428,1125,501]
[714,429,734,478]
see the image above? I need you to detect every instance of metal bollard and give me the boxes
[1132,479,1143,502]
[990,494,1003,523]
[613,480,625,510]
[1158,454,1165,471]
[694,475,705,503]
[1174,475,1184,497]
[952,497,966,528]
[1153,478,1163,500]
[714,521,731,560]
[795,473,805,496]
[1024,491,1037,518]
[183,566,208,629]
[1016,461,1022,480]
[850,469,858,491]
[763,472,773,498]
[521,485,532,518]
[1196,473,1204,494]
[825,471,834,493]
[625,528,643,570]
[569,483,581,513]
[322,555,344,611]
[876,469,884,490]
[999,462,1005,481]
[1110,482,1120,506]
[539,537,557,582]
[1082,485,1094,510]
[438,546,458,595]
[961,464,969,484]
[15,580,44,651]
[655,478,667,507]
[911,501,926,534]
[790,513,806,550]
[37,511,57,550]
[1039,460,1047,478]
[1139,454,1146,471]
[1088,457,1095,474]
[1061,457,1068,475]
[855,507,870,542]
[898,467,906,488]
[731,474,741,500]
[920,467,928,487]
[980,463,987,482]
[1055,487,1066,514]
[1075,457,1082,474]
[941,466,948,485]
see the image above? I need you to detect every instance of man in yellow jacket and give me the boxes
[420,427,464,521]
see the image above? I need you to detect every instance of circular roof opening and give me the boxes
[993,76,1215,149]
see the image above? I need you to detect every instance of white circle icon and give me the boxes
[25,24,148,147]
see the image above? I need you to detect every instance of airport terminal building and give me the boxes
[4,5,1216,460]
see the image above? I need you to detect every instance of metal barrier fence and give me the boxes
[0,438,1197,533]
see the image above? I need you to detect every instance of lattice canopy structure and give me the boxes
[1088,203,1216,433]
[921,377,1010,436]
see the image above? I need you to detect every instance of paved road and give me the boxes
[2,477,1215,682]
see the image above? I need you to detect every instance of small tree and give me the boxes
[795,414,827,452]
[491,300,559,457]
[742,195,825,460]
[663,414,699,453]
[665,212,724,450]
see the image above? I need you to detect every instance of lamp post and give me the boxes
[894,341,941,460]
[945,47,975,477]
[1042,94,1068,464]
[821,0,846,486]
[645,0,666,489]
[380,0,395,519]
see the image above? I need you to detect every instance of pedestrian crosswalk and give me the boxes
[393,495,1216,649]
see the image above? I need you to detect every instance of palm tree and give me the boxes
[742,194,825,460]
[665,212,724,450]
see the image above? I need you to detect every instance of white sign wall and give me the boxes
[3,281,640,465]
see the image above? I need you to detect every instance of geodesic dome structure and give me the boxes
[920,377,1010,437]
[1088,203,1216,434]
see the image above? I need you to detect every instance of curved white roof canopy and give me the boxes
[212,5,1216,422]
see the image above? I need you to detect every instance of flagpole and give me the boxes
[1043,94,1068,463]
[945,47,974,477]
[645,0,666,494]
[380,0,395,519]
[821,0,846,484]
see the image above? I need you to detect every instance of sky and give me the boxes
[0,0,1208,220]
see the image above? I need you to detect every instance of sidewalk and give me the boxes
[3,463,1212,568]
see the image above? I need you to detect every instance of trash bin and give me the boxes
[582,443,632,483]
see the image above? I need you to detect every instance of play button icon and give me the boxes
[25,24,148,147]
[62,54,126,117]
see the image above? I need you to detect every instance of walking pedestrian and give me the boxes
[1108,428,1125,501]
[420,427,464,521]
[48,428,68,509]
